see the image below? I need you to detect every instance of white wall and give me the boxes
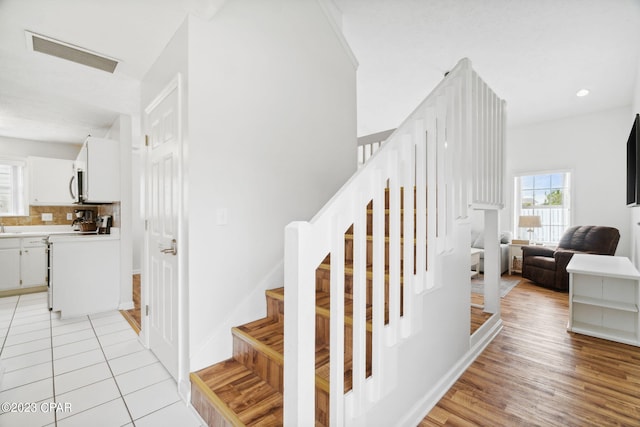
[0,136,81,159]
[104,115,135,310]
[186,0,357,370]
[142,0,357,375]
[506,106,632,256]
[629,56,640,267]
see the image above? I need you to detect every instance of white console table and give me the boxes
[566,254,640,346]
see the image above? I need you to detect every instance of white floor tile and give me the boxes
[1,337,51,359]
[115,362,171,395]
[54,362,112,395]
[0,312,15,326]
[10,312,51,327]
[52,328,95,347]
[0,296,19,306]
[124,378,181,420]
[108,350,158,376]
[134,401,203,427]
[6,319,50,335]
[50,315,88,328]
[102,338,144,361]
[18,292,47,301]
[55,378,121,421]
[92,319,131,337]
[13,305,48,319]
[0,378,53,412]
[1,348,52,372]
[55,398,132,427]
[51,320,92,337]
[53,348,105,376]
[1,361,52,391]
[0,398,56,427]
[52,337,100,360]
[89,312,126,328]
[0,292,200,426]
[4,327,50,347]
[97,328,138,347]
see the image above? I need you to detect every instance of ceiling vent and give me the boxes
[25,31,118,73]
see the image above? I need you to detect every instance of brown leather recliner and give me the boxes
[521,225,620,292]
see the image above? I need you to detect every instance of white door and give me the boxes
[145,77,181,379]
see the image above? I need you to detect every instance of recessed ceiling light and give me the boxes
[576,89,590,97]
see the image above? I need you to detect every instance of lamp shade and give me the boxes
[518,215,542,228]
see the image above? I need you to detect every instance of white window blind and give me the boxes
[0,160,27,216]
[514,171,572,244]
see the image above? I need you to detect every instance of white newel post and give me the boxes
[283,222,316,426]
[483,210,500,313]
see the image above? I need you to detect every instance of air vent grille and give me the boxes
[27,32,118,73]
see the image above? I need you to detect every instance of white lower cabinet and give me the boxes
[21,238,48,288]
[0,237,47,291]
[567,254,640,346]
[50,235,120,318]
[0,239,21,290]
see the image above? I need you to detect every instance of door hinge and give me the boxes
[145,135,150,147]
[145,220,148,231]
[19,279,22,285]
[146,305,149,316]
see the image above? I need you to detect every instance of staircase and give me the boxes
[190,189,413,426]
[190,58,506,426]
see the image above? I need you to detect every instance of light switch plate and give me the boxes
[216,208,228,226]
[66,213,73,220]
[42,213,53,221]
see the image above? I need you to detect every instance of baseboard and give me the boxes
[118,301,135,310]
[399,318,503,427]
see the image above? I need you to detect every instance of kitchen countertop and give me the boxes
[0,226,120,239]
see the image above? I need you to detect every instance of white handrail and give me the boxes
[357,129,395,167]
[284,57,505,425]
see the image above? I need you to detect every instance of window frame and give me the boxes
[513,169,573,245]
[0,157,28,217]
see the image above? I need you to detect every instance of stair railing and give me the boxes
[356,128,395,167]
[284,57,505,426]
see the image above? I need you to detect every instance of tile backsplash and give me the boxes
[0,203,120,227]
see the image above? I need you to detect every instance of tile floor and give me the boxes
[0,292,204,426]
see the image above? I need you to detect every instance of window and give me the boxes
[0,159,27,216]
[514,171,571,244]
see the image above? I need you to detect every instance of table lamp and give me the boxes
[518,215,541,243]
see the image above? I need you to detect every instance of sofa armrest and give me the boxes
[554,249,579,270]
[522,245,555,258]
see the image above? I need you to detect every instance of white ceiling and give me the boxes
[0,0,639,143]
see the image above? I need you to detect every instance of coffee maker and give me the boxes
[72,209,94,231]
[97,215,113,234]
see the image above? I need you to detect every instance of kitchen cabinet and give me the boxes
[21,237,47,287]
[50,234,120,318]
[0,237,46,291]
[0,239,21,290]
[28,156,75,205]
[75,137,120,203]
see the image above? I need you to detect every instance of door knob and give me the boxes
[159,239,177,256]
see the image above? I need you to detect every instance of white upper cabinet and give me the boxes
[28,156,75,205]
[77,137,120,203]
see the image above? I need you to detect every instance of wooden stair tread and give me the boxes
[317,262,403,282]
[267,288,373,331]
[191,359,283,426]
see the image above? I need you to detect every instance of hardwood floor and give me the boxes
[120,273,141,334]
[422,278,640,426]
